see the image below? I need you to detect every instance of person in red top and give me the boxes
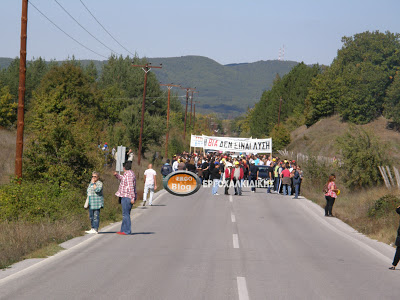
[324,174,339,217]
[224,162,234,195]
[280,165,291,195]
[114,161,136,235]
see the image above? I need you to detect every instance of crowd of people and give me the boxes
[161,152,304,198]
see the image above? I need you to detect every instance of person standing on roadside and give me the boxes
[210,162,221,195]
[292,165,301,199]
[85,172,103,234]
[324,174,338,217]
[224,163,233,195]
[233,161,244,195]
[281,164,291,195]
[143,164,157,206]
[114,161,136,235]
[389,205,400,270]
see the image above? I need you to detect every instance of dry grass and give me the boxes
[0,218,86,269]
[289,115,400,164]
[301,179,399,245]
[0,129,16,184]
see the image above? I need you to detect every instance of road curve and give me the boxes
[1,185,400,299]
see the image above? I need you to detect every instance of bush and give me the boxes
[0,180,84,222]
[270,124,291,151]
[368,194,400,218]
[301,155,333,191]
[336,126,388,189]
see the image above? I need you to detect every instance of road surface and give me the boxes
[1,185,399,299]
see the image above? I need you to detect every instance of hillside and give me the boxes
[0,56,298,118]
[287,115,400,164]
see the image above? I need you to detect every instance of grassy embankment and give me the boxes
[0,129,164,268]
[288,115,400,245]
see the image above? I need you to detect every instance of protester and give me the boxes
[389,205,400,270]
[233,161,244,195]
[224,162,233,195]
[266,162,273,193]
[143,164,157,206]
[172,157,179,172]
[292,165,301,199]
[161,159,173,178]
[249,161,259,192]
[178,158,187,170]
[281,164,291,195]
[324,174,339,217]
[85,172,103,234]
[186,159,197,173]
[202,159,210,181]
[114,161,136,235]
[210,162,221,195]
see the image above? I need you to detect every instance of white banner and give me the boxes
[202,135,272,153]
[190,135,204,147]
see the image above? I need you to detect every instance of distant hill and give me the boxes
[0,55,298,117]
[150,56,298,117]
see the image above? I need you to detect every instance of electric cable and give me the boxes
[79,0,136,57]
[29,1,108,59]
[54,0,118,56]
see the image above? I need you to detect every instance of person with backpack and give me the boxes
[161,159,173,178]
[324,174,339,217]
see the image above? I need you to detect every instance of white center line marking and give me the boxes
[229,195,233,202]
[231,213,236,223]
[237,277,250,300]
[233,234,239,248]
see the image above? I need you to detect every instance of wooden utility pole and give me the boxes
[181,87,196,140]
[132,63,162,165]
[160,83,180,159]
[15,0,28,179]
[189,91,198,128]
[193,100,199,128]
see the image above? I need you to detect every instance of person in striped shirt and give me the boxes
[114,161,137,235]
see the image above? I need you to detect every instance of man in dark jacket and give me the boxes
[161,159,173,178]
[389,206,400,270]
[292,165,301,199]
[248,161,259,192]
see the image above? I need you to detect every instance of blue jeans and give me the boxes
[212,179,220,194]
[294,184,300,198]
[283,184,291,195]
[121,197,132,234]
[89,209,100,230]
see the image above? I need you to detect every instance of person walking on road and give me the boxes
[249,161,259,192]
[210,161,221,195]
[224,162,233,195]
[389,205,400,270]
[114,161,136,235]
[324,174,339,217]
[143,164,157,206]
[281,164,291,196]
[233,161,244,196]
[161,159,173,178]
[85,172,103,234]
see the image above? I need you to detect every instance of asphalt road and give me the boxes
[1,184,400,300]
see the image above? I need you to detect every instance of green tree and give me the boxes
[336,126,387,189]
[0,86,17,128]
[384,72,400,124]
[270,124,291,151]
[25,62,102,187]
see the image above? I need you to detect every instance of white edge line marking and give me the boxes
[231,213,236,223]
[233,234,239,249]
[230,195,233,202]
[296,198,392,264]
[237,277,250,300]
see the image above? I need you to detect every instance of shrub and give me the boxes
[368,194,400,218]
[301,155,333,191]
[270,124,291,151]
[336,126,388,189]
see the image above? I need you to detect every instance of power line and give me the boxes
[29,1,108,59]
[54,0,119,56]
[79,0,136,57]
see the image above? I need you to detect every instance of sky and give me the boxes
[1,0,400,66]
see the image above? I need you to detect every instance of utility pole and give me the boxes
[15,0,28,179]
[193,100,199,128]
[160,83,180,159]
[132,63,162,165]
[181,87,195,140]
[278,96,282,128]
[189,91,198,128]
